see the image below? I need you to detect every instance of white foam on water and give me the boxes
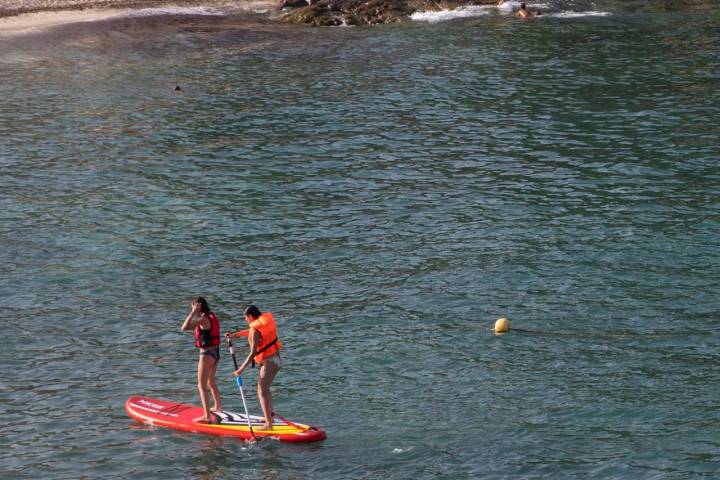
[550,10,612,18]
[392,446,414,453]
[229,0,277,13]
[497,0,519,10]
[497,1,548,12]
[120,6,226,18]
[410,5,492,23]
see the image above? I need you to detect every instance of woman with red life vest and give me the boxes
[226,305,282,431]
[181,296,222,423]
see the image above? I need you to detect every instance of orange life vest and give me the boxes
[248,312,282,365]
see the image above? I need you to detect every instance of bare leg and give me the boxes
[195,355,213,422]
[208,357,222,412]
[257,360,280,429]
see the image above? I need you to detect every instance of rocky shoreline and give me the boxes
[1,0,716,25]
[0,0,497,26]
[279,0,494,26]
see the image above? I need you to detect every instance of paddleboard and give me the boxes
[125,395,327,443]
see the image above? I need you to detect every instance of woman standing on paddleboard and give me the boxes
[181,297,222,423]
[226,305,282,431]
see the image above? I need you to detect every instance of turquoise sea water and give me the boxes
[1,4,719,479]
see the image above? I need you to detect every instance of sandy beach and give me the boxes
[1,0,157,17]
[0,8,130,33]
[0,0,277,34]
[0,0,274,18]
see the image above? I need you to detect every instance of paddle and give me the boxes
[226,335,258,441]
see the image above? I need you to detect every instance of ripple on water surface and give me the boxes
[1,7,719,479]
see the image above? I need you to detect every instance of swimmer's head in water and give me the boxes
[520,2,526,9]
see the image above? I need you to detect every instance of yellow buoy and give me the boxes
[494,317,510,334]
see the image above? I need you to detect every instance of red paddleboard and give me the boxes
[125,395,326,443]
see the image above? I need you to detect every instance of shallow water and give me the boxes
[1,3,719,479]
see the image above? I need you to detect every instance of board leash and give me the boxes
[272,411,318,432]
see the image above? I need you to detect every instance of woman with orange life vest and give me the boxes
[181,296,222,424]
[226,305,282,431]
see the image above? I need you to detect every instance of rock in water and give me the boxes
[280,0,496,26]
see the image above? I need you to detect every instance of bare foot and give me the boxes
[211,406,222,413]
[261,422,273,430]
[194,414,221,424]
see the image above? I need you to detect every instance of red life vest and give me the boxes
[194,312,220,348]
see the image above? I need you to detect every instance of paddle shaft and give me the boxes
[226,336,257,440]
